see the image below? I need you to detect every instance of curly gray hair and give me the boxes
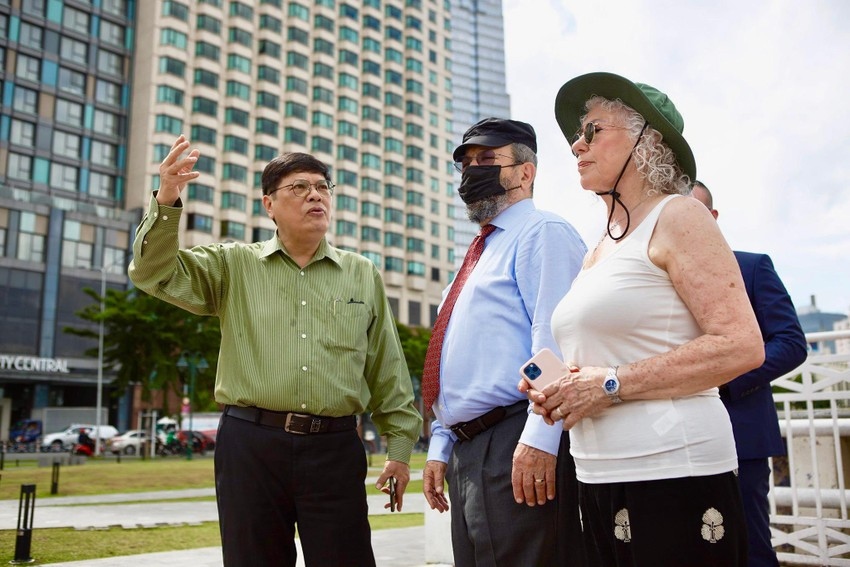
[584,96,691,195]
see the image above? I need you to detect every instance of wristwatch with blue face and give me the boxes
[603,367,622,404]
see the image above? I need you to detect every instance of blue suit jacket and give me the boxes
[721,252,808,459]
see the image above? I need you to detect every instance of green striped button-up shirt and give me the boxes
[128,195,421,463]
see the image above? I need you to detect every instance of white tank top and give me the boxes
[551,194,738,483]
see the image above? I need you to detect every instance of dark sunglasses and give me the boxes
[570,122,630,156]
[454,150,521,173]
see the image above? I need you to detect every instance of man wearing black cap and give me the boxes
[421,117,590,566]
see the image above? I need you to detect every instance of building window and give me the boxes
[7,153,33,181]
[258,65,280,83]
[314,38,334,56]
[13,86,39,114]
[155,114,183,135]
[288,2,310,20]
[100,20,125,46]
[336,220,356,237]
[97,50,124,76]
[225,107,249,126]
[314,62,333,79]
[361,226,380,242]
[228,27,252,47]
[311,136,332,154]
[385,257,403,273]
[313,87,334,104]
[222,163,247,181]
[229,1,254,20]
[196,14,221,34]
[362,177,381,194]
[284,101,307,120]
[384,232,402,248]
[258,40,281,57]
[10,120,36,148]
[17,211,46,262]
[195,41,220,61]
[160,56,186,76]
[256,91,279,110]
[338,96,358,113]
[285,128,307,145]
[53,131,82,159]
[97,80,124,106]
[57,67,86,96]
[256,117,279,136]
[50,163,79,191]
[259,15,282,32]
[336,195,357,212]
[227,53,252,73]
[407,261,425,276]
[188,183,215,203]
[315,14,334,31]
[408,301,421,326]
[226,80,250,100]
[384,207,403,224]
[187,213,213,233]
[61,36,88,65]
[162,0,189,22]
[160,28,188,49]
[406,237,424,253]
[156,85,183,106]
[91,140,118,167]
[192,96,218,116]
[61,220,93,268]
[94,109,121,136]
[194,69,219,89]
[191,125,217,145]
[16,54,41,82]
[90,172,116,199]
[287,26,309,45]
[221,192,247,211]
[361,202,381,218]
[19,23,44,50]
[286,76,308,94]
[223,135,248,154]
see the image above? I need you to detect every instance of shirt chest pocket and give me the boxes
[320,300,371,352]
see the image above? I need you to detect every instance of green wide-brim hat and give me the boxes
[554,72,696,180]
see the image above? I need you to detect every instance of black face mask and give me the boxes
[458,166,508,205]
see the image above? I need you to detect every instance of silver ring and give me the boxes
[534,478,545,484]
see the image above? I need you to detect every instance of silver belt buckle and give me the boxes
[284,412,310,435]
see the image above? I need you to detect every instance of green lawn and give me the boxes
[0,453,427,564]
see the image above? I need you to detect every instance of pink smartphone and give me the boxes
[519,348,569,390]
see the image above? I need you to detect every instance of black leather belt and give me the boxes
[450,401,527,442]
[224,405,356,435]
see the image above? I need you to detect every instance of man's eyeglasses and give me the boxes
[271,179,335,198]
[454,150,522,173]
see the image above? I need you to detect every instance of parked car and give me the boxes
[177,430,216,454]
[107,430,149,455]
[41,424,119,452]
[8,419,42,452]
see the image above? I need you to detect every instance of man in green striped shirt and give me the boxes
[129,135,422,567]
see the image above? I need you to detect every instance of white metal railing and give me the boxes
[770,329,850,566]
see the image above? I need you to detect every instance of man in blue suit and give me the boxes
[692,181,808,567]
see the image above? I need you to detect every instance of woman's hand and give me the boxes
[524,367,614,429]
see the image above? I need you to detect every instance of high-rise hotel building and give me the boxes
[0,0,137,430]
[0,0,465,430]
[127,0,457,329]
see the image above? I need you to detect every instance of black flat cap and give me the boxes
[452,117,537,161]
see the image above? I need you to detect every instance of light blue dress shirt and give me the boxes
[427,198,586,463]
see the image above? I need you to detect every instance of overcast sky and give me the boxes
[500,0,850,315]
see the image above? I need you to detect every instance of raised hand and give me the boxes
[156,135,200,206]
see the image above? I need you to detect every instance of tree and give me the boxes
[395,320,431,402]
[64,287,220,412]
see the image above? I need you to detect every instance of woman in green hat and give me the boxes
[521,73,764,566]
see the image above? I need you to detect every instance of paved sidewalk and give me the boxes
[1,472,450,566]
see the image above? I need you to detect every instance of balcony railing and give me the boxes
[771,329,850,566]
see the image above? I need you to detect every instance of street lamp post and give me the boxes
[94,261,122,456]
[176,353,208,460]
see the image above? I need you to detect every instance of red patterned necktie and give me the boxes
[421,224,497,413]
